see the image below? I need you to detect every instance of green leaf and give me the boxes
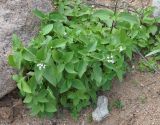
[60,80,72,93]
[52,50,62,62]
[53,22,66,36]
[47,87,56,100]
[125,47,133,59]
[57,64,65,72]
[143,16,155,24]
[93,9,114,20]
[73,98,80,106]
[12,74,20,82]
[8,55,16,67]
[116,70,123,82]
[42,24,53,35]
[76,60,88,78]
[146,49,160,57]
[118,12,139,26]
[87,40,97,52]
[50,38,66,48]
[72,79,85,90]
[45,102,57,113]
[63,52,74,63]
[36,90,48,103]
[148,26,157,35]
[49,12,67,22]
[43,65,57,86]
[28,76,37,93]
[92,63,102,86]
[23,48,36,62]
[14,52,23,69]
[12,34,22,51]
[23,94,32,103]
[65,63,77,74]
[36,47,47,61]
[34,67,43,83]
[31,104,41,116]
[21,80,32,93]
[33,9,47,19]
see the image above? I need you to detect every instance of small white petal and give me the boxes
[111,60,115,63]
[64,32,67,35]
[119,46,124,52]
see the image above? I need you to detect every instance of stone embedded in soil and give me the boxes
[92,96,109,122]
[0,0,53,98]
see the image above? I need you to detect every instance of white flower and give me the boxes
[110,54,113,59]
[107,56,110,59]
[119,46,124,52]
[64,32,67,36]
[110,60,115,63]
[107,59,115,64]
[92,5,95,8]
[37,63,46,70]
[106,54,115,64]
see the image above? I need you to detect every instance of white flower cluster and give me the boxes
[107,54,114,64]
[37,63,46,70]
[119,46,125,52]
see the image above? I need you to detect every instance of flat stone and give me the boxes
[0,0,53,98]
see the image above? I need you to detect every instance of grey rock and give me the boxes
[0,0,53,98]
[92,96,109,122]
[152,0,160,17]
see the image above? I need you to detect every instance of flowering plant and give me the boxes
[8,0,160,118]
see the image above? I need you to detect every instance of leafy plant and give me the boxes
[112,99,124,109]
[139,95,147,104]
[138,58,158,72]
[8,0,160,118]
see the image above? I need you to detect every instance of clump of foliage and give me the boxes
[112,99,124,109]
[8,0,160,118]
[138,57,158,72]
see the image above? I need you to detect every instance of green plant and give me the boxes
[112,99,124,109]
[8,0,160,118]
[138,57,158,72]
[139,95,147,104]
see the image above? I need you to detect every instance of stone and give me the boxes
[92,96,109,122]
[0,0,53,98]
[152,0,160,17]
